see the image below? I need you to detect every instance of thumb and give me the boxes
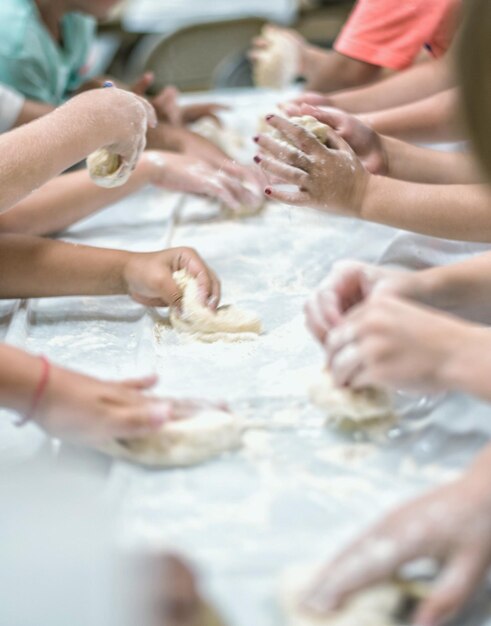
[300,104,345,133]
[131,71,154,95]
[122,375,158,390]
[414,548,490,626]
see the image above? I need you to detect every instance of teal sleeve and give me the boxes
[0,55,58,105]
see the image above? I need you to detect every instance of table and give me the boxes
[1,89,490,626]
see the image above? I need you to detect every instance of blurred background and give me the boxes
[91,0,354,92]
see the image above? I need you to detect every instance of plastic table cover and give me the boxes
[1,89,491,626]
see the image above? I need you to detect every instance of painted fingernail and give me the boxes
[253,135,260,143]
[253,155,261,164]
[264,188,272,195]
[265,114,274,120]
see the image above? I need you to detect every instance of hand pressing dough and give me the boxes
[170,270,262,342]
[254,27,299,89]
[279,564,417,626]
[310,371,395,430]
[268,115,330,147]
[102,409,244,467]
[191,117,245,159]
[86,148,128,188]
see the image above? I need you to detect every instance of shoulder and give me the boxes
[64,12,97,40]
[0,0,41,57]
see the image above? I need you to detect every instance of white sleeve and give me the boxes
[0,84,25,133]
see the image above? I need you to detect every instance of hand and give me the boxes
[284,104,388,175]
[249,25,307,74]
[36,368,226,444]
[284,91,334,109]
[142,151,263,213]
[123,247,221,309]
[181,102,230,126]
[255,114,369,214]
[326,294,477,391]
[305,260,419,347]
[150,86,183,126]
[71,88,157,181]
[302,468,491,626]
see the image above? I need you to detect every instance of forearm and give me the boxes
[384,137,483,184]
[0,344,44,415]
[328,56,453,113]
[13,100,55,127]
[0,235,130,299]
[303,47,380,92]
[0,160,152,236]
[361,89,461,142]
[0,99,119,212]
[361,177,491,241]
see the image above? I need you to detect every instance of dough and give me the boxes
[279,564,413,626]
[170,270,262,342]
[191,117,245,159]
[268,115,330,147]
[254,26,299,89]
[86,148,128,188]
[102,409,244,467]
[309,371,395,430]
[221,180,266,218]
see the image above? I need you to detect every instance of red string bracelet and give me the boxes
[17,356,51,427]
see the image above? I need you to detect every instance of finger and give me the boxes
[256,154,309,187]
[415,549,491,626]
[137,96,158,129]
[265,114,326,154]
[326,322,357,356]
[157,268,183,309]
[131,71,154,95]
[181,253,216,307]
[121,375,158,390]
[330,343,363,387]
[263,185,309,206]
[110,401,177,439]
[279,102,303,117]
[304,298,330,344]
[208,270,221,310]
[256,133,312,170]
[171,399,229,420]
[299,104,345,133]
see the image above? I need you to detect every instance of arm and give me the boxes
[13,99,55,126]
[0,88,154,212]
[360,88,462,142]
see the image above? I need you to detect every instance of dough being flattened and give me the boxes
[310,371,395,430]
[86,148,128,188]
[280,564,418,626]
[102,410,244,467]
[170,270,262,342]
[268,115,330,147]
[254,26,299,89]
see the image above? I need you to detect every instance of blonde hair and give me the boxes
[458,0,491,179]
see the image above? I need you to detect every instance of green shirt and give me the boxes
[0,0,96,104]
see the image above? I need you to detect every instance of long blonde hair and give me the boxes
[458,0,491,179]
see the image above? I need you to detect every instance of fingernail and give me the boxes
[264,188,272,195]
[265,114,274,121]
[150,402,173,424]
[253,155,261,164]
[253,135,260,143]
[208,294,218,307]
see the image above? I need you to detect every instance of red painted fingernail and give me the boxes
[253,135,260,143]
[265,114,274,120]
[264,188,272,195]
[253,155,261,163]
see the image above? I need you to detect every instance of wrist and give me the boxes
[138,151,168,185]
[438,325,485,392]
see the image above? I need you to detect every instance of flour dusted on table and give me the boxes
[101,409,245,467]
[310,371,395,430]
[86,148,128,188]
[169,270,262,342]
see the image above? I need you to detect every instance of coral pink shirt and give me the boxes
[334,0,461,70]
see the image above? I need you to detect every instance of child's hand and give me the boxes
[142,151,262,213]
[302,472,491,626]
[255,114,369,215]
[304,261,408,347]
[123,247,220,309]
[285,91,335,109]
[36,368,226,444]
[325,294,476,391]
[285,104,388,175]
[181,102,230,126]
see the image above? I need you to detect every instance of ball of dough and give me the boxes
[309,371,395,430]
[254,27,299,89]
[86,148,128,188]
[267,115,330,147]
[170,270,262,342]
[279,564,408,626]
[102,410,245,467]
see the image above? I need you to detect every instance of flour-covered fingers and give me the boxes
[255,132,312,171]
[256,154,309,187]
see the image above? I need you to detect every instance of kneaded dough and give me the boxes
[280,564,409,626]
[102,409,244,467]
[191,117,245,159]
[268,115,330,147]
[254,26,299,89]
[170,270,262,342]
[86,148,128,188]
[309,371,395,430]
